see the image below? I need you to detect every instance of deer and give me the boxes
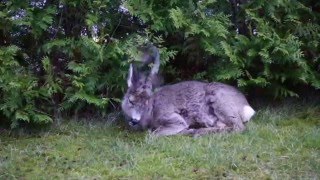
[121,44,255,136]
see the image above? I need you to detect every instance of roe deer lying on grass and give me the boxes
[121,46,255,136]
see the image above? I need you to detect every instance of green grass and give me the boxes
[0,102,319,179]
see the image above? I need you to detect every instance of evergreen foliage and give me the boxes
[0,46,52,128]
[0,0,319,127]
[125,0,320,97]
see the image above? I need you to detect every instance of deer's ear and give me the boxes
[127,64,134,87]
[127,64,140,87]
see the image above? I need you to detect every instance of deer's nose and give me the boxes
[129,118,139,126]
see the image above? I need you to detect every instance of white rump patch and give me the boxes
[242,105,255,122]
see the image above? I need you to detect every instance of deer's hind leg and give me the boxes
[207,95,245,132]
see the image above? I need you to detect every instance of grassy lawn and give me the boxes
[0,101,319,179]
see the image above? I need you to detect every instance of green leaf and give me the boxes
[15,111,30,122]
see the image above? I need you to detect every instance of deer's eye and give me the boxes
[128,99,133,105]
[128,96,135,104]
